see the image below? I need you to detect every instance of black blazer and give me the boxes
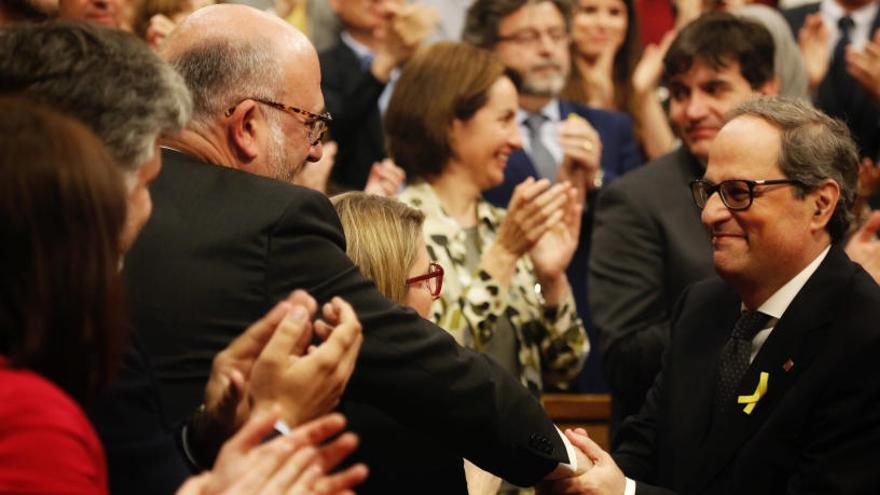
[123,149,567,488]
[782,2,880,159]
[613,247,880,494]
[588,146,715,437]
[319,41,386,190]
[88,332,192,495]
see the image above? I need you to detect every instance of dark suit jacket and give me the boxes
[483,99,642,392]
[319,41,386,190]
[613,247,880,494]
[588,146,715,439]
[123,149,567,489]
[88,332,192,495]
[782,2,880,159]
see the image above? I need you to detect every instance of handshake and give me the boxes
[535,428,628,495]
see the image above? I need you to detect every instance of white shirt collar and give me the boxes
[820,0,879,49]
[754,245,831,319]
[516,98,561,125]
[340,31,374,61]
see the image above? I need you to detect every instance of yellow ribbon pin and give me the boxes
[737,372,769,415]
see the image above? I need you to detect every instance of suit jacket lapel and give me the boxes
[690,247,852,492]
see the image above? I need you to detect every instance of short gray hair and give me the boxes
[165,37,283,127]
[0,20,192,172]
[727,96,859,243]
[463,0,573,49]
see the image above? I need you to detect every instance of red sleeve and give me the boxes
[0,367,108,495]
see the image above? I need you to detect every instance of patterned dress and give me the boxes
[399,182,589,395]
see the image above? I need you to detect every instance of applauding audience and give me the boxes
[0,97,365,495]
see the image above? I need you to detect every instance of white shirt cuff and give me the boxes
[624,477,636,495]
[555,426,578,473]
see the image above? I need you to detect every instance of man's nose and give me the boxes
[701,188,731,228]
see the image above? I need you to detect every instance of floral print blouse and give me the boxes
[398,182,589,395]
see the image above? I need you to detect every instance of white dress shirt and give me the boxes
[820,0,879,51]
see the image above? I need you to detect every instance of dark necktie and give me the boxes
[714,310,771,417]
[829,16,856,101]
[523,113,557,182]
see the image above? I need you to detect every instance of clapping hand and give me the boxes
[177,409,367,495]
[798,13,831,90]
[363,158,406,197]
[529,185,582,306]
[558,114,602,201]
[846,31,880,104]
[483,178,571,287]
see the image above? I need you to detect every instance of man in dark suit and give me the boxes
[319,0,435,190]
[463,0,642,392]
[0,20,368,495]
[782,0,880,160]
[540,96,880,494]
[588,14,779,438]
[129,4,591,492]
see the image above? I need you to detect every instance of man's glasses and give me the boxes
[689,178,805,211]
[405,262,444,300]
[496,28,569,47]
[225,97,332,145]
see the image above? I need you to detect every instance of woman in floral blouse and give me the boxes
[387,41,589,396]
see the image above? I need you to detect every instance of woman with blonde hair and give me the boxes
[331,191,439,318]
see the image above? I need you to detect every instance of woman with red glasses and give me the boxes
[331,191,443,319]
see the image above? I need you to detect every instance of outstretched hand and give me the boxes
[538,429,625,495]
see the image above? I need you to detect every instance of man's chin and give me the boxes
[521,76,566,98]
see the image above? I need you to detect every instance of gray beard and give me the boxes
[520,73,566,98]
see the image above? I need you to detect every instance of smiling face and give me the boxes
[448,76,522,191]
[571,0,628,60]
[668,58,773,164]
[701,115,821,297]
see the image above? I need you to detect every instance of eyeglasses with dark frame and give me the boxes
[225,97,332,146]
[689,178,806,211]
[405,262,444,300]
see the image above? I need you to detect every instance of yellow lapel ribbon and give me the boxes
[737,371,769,415]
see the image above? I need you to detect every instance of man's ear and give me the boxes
[227,100,261,162]
[758,76,780,97]
[809,178,840,233]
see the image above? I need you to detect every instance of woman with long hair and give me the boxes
[562,0,676,159]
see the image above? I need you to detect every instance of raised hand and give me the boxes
[199,290,321,446]
[370,1,439,82]
[483,178,570,287]
[558,114,602,201]
[529,185,583,306]
[798,13,831,90]
[846,210,880,285]
[247,295,364,426]
[293,141,337,193]
[363,158,406,197]
[145,14,178,50]
[177,410,367,495]
[846,31,880,104]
